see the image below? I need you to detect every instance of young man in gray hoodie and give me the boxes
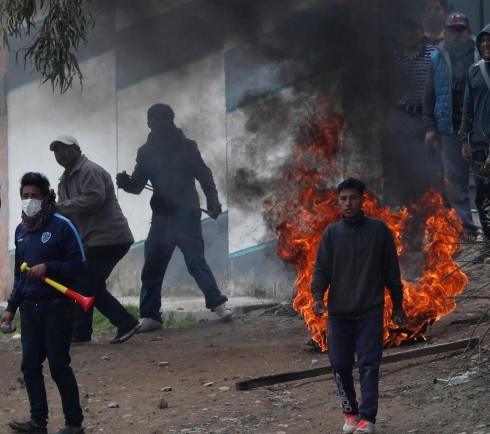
[461,23,490,259]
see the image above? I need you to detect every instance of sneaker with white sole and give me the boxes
[213,302,233,320]
[137,317,163,333]
[342,413,359,433]
[354,419,375,434]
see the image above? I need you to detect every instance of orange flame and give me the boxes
[265,100,468,351]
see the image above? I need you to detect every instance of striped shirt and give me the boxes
[393,42,435,107]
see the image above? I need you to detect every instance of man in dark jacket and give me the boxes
[311,178,407,434]
[461,23,490,258]
[423,13,479,238]
[0,172,86,434]
[116,103,232,332]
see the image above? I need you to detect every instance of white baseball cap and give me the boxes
[50,134,79,151]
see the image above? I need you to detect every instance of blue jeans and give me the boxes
[74,243,138,341]
[440,134,477,236]
[327,315,384,424]
[140,214,227,321]
[20,300,83,427]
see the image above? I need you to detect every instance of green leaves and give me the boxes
[0,0,96,93]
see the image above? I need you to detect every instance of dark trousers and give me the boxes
[327,315,384,424]
[471,149,490,239]
[20,301,83,427]
[139,214,227,321]
[74,242,137,341]
[381,109,444,206]
[441,134,477,236]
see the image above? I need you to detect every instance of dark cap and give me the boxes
[49,134,79,151]
[445,12,469,29]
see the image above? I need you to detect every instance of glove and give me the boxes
[208,204,222,220]
[116,171,132,190]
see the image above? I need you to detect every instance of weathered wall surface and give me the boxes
[2,0,486,302]
[0,0,388,301]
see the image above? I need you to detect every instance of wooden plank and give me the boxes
[235,337,480,390]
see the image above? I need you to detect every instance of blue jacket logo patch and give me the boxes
[41,232,52,243]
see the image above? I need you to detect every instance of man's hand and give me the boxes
[115,171,132,190]
[392,308,408,326]
[462,144,473,162]
[0,311,15,333]
[208,204,222,220]
[312,300,327,317]
[425,130,440,151]
[28,263,47,280]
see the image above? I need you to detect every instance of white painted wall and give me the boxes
[7,51,117,250]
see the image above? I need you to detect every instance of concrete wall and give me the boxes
[1,0,486,302]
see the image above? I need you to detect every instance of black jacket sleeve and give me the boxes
[382,225,404,310]
[311,231,331,302]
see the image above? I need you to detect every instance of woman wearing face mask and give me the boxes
[0,172,87,434]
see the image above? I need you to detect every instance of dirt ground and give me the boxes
[1,256,490,434]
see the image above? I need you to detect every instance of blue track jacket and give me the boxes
[6,213,86,313]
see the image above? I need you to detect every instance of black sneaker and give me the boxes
[51,426,85,434]
[110,322,142,344]
[8,418,47,433]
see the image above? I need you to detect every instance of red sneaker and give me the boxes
[342,413,359,433]
[354,419,375,434]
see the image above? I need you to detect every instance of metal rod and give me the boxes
[235,337,480,390]
[126,174,212,217]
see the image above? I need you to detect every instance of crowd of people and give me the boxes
[319,1,490,433]
[1,1,490,433]
[382,0,490,265]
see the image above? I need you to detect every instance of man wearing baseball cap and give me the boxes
[50,134,141,344]
[423,12,479,240]
[49,134,79,150]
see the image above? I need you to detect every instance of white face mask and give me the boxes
[21,199,43,217]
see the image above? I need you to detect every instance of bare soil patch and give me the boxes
[1,260,489,434]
